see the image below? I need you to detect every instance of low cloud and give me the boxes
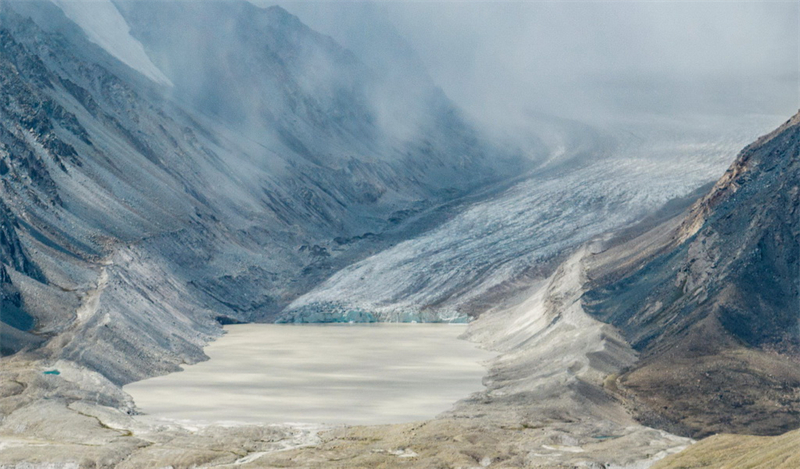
[275,1,799,131]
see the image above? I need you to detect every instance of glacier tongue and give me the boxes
[49,0,172,86]
[282,114,786,323]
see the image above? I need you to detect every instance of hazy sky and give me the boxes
[274,1,799,128]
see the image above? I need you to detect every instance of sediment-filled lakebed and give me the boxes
[124,324,495,426]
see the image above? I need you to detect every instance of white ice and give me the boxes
[50,0,172,86]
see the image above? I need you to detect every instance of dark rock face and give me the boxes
[0,199,40,281]
[585,112,800,437]
[0,195,43,354]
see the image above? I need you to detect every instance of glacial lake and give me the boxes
[124,324,495,426]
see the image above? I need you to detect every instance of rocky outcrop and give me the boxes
[583,111,800,437]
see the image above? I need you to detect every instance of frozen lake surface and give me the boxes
[124,324,495,426]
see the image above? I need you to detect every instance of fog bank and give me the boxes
[275,1,799,131]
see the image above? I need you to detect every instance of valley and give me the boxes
[0,1,798,468]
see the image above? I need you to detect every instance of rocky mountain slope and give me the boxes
[583,111,800,437]
[0,0,525,384]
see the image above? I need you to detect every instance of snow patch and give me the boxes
[50,0,172,87]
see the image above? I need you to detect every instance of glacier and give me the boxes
[282,113,785,322]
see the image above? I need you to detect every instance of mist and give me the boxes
[275,1,799,132]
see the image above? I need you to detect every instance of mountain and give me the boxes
[583,111,800,437]
[1,1,797,466]
[0,0,526,384]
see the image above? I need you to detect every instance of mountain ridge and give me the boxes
[584,110,800,437]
